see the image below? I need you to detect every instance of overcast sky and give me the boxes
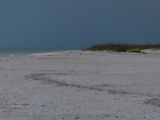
[0,0,160,49]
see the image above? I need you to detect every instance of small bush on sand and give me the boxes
[115,48,127,52]
[128,49,141,53]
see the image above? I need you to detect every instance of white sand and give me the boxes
[0,50,160,120]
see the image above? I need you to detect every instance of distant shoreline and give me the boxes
[0,48,62,57]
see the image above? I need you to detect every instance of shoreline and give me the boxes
[28,49,160,58]
[1,48,160,58]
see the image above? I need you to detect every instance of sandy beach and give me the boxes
[0,50,160,120]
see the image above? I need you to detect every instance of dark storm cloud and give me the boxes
[0,0,159,48]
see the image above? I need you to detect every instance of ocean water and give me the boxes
[0,48,59,57]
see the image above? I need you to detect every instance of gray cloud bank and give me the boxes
[0,0,159,48]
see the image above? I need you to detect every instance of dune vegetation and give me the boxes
[85,44,160,53]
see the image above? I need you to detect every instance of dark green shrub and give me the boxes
[115,48,127,52]
[128,49,141,53]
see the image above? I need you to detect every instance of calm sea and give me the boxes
[0,48,60,57]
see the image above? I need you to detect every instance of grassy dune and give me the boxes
[85,44,160,53]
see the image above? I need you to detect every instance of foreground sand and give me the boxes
[0,50,160,120]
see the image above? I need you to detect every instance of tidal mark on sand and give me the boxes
[24,73,159,101]
[144,98,160,107]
